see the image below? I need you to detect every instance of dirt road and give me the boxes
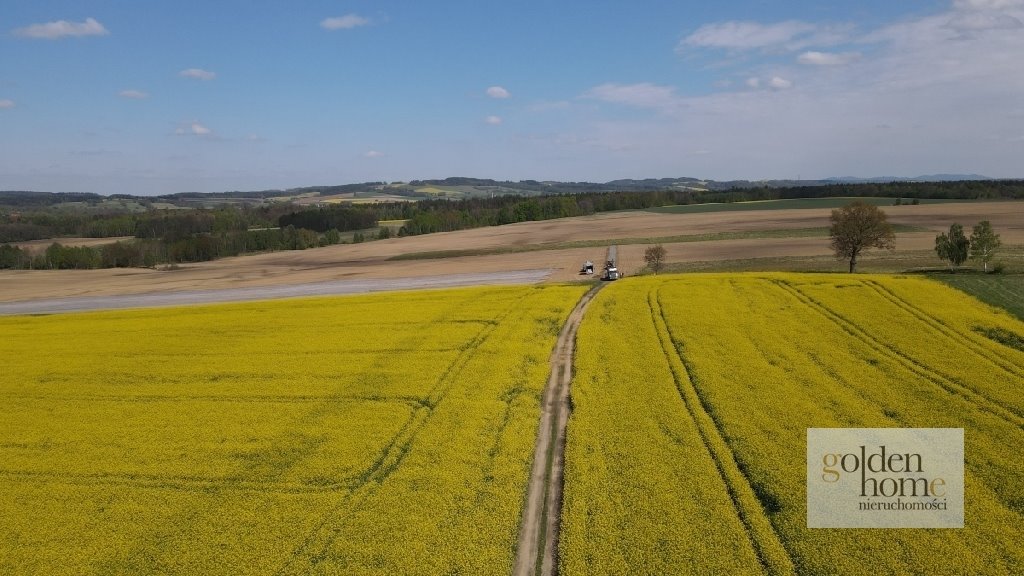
[0,269,552,315]
[514,247,614,576]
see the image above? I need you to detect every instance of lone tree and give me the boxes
[969,220,1001,272]
[644,244,667,274]
[935,223,970,272]
[829,201,895,273]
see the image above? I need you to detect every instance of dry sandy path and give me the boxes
[0,269,551,315]
[513,248,613,576]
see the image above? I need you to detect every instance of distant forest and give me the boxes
[2,179,1022,270]
[390,180,1024,236]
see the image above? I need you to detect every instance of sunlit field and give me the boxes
[562,274,1024,575]
[0,285,586,575]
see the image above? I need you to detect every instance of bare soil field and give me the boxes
[1,201,1021,306]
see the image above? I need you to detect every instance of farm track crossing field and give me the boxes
[561,273,1024,575]
[0,284,587,575]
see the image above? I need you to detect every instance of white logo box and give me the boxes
[807,428,964,528]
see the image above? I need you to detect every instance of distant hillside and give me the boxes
[824,174,992,184]
[0,191,104,207]
[0,173,1007,207]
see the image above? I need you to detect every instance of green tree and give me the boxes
[0,244,29,269]
[935,223,970,272]
[322,228,341,245]
[969,220,1001,272]
[829,201,895,273]
[644,244,667,274]
[43,243,100,269]
[44,242,64,269]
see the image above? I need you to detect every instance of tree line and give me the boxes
[391,180,1024,237]
[0,204,296,243]
[0,224,399,270]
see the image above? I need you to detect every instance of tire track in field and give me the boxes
[10,302,480,575]
[1,393,427,406]
[513,282,602,576]
[772,280,1024,430]
[863,280,1024,383]
[649,287,796,576]
[0,469,351,493]
[0,397,429,496]
[275,290,532,575]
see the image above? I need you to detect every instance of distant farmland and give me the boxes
[648,196,980,214]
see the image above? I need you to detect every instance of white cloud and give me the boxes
[677,19,855,58]
[744,76,794,90]
[584,83,682,111]
[485,115,503,125]
[798,50,862,65]
[118,89,149,99]
[179,68,216,80]
[321,14,370,30]
[486,86,510,99]
[565,3,1024,181]
[176,122,212,136]
[365,150,384,158]
[680,20,815,51]
[954,0,1024,9]
[14,17,108,39]
[0,99,14,109]
[946,11,1023,31]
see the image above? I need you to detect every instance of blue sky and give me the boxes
[2,0,1022,195]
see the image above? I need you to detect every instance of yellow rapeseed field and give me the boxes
[0,284,587,575]
[562,273,1024,575]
